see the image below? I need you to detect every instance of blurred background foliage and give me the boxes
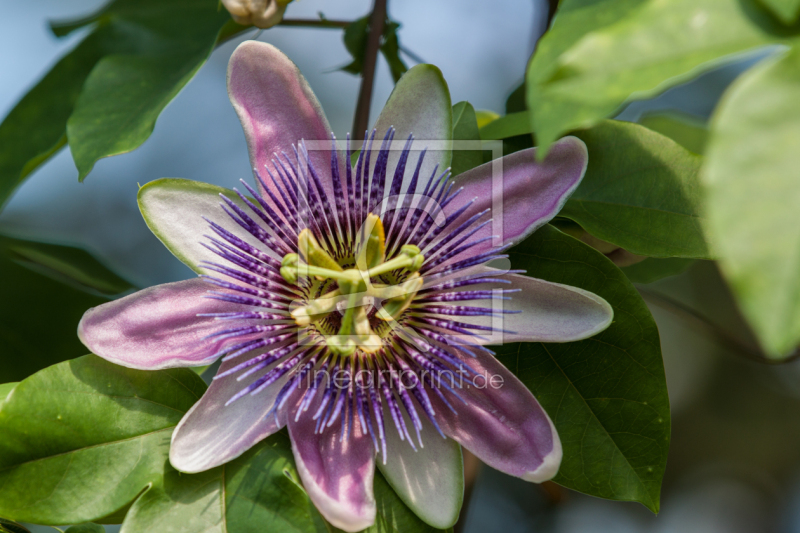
[3,0,800,531]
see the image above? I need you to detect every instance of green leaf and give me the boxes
[474,109,499,129]
[621,257,696,284]
[0,254,109,383]
[525,0,647,156]
[757,0,800,24]
[560,120,709,258]
[0,356,443,531]
[500,224,670,512]
[341,16,371,75]
[66,0,232,180]
[505,82,526,114]
[0,517,31,533]
[65,524,105,533]
[380,21,409,83]
[703,46,800,358]
[69,51,211,181]
[367,472,446,533]
[121,432,441,532]
[478,111,532,140]
[638,111,708,154]
[0,234,134,296]
[528,0,794,155]
[341,16,408,83]
[119,432,328,533]
[0,32,103,209]
[0,0,232,205]
[0,355,206,524]
[451,101,483,176]
[0,383,17,404]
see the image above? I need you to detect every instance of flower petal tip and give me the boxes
[294,453,377,532]
[522,418,563,483]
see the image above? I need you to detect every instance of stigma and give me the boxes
[281,214,425,356]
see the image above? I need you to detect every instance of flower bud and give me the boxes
[221,0,291,29]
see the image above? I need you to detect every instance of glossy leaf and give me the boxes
[0,355,205,523]
[451,101,483,176]
[525,0,647,156]
[341,16,408,83]
[0,31,103,209]
[560,120,709,258]
[66,0,232,180]
[621,257,696,284]
[757,0,800,24]
[0,0,233,205]
[0,518,31,533]
[341,16,371,75]
[0,234,134,296]
[528,0,794,155]
[120,432,329,533]
[65,524,106,533]
[122,434,441,533]
[0,356,443,531]
[499,224,670,512]
[479,111,531,140]
[0,254,109,383]
[638,111,708,154]
[367,472,447,533]
[69,51,211,181]
[505,82,526,114]
[474,110,499,129]
[703,47,800,358]
[0,383,17,404]
[380,21,409,83]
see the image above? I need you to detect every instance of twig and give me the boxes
[352,0,388,139]
[637,286,800,365]
[278,18,350,29]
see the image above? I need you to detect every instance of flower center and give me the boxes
[280,213,424,356]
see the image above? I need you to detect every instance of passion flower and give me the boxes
[78,41,613,531]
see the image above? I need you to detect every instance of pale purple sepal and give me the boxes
[78,279,253,370]
[377,411,464,528]
[431,346,562,483]
[288,398,377,532]
[372,64,452,192]
[169,344,292,473]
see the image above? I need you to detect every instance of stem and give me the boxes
[352,0,388,139]
[637,287,800,365]
[278,18,350,28]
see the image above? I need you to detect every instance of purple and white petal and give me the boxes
[170,343,294,473]
[377,412,464,529]
[431,136,588,261]
[78,278,257,370]
[288,401,377,532]
[431,346,562,483]
[228,40,341,200]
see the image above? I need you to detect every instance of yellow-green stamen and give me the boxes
[281,215,425,356]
